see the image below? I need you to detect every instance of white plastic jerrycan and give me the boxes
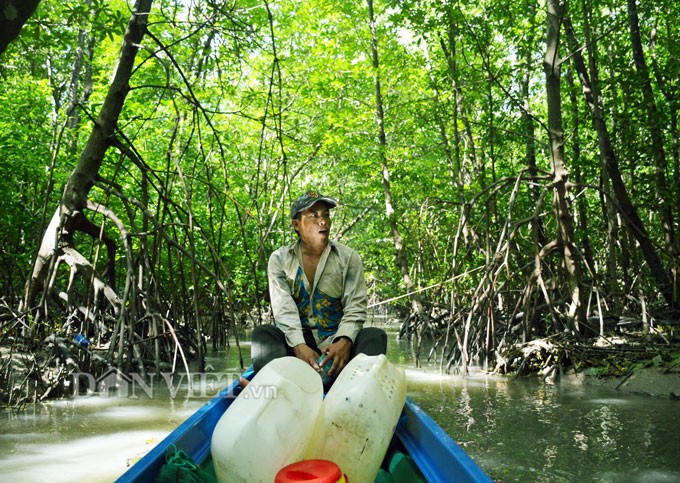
[305,354,407,482]
[210,356,323,483]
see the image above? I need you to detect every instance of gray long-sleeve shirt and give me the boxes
[268,239,367,348]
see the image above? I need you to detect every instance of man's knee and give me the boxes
[354,327,387,356]
[252,324,282,343]
[251,325,287,372]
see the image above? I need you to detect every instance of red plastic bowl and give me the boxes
[275,459,347,483]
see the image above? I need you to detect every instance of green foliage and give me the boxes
[0,76,55,296]
[0,0,678,350]
[586,345,678,378]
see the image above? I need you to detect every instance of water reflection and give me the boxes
[0,363,236,482]
[394,334,680,483]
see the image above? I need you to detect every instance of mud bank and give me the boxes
[565,367,680,399]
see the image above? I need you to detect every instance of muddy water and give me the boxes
[1,329,679,482]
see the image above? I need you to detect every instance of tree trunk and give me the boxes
[564,16,679,311]
[520,0,550,338]
[647,17,680,249]
[584,0,623,307]
[439,8,465,205]
[367,0,428,362]
[627,0,677,292]
[65,0,96,154]
[566,70,596,278]
[22,0,154,342]
[544,0,587,333]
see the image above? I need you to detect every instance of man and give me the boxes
[251,190,386,386]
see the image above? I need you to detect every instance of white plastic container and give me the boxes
[305,354,407,482]
[210,356,323,483]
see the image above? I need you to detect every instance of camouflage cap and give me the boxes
[290,190,338,219]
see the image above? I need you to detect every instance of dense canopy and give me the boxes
[0,0,678,404]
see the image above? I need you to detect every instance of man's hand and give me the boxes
[293,343,321,371]
[319,337,352,376]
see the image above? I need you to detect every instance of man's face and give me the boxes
[292,201,332,245]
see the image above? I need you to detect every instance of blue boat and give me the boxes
[117,368,491,482]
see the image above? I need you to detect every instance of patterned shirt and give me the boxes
[268,239,367,348]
